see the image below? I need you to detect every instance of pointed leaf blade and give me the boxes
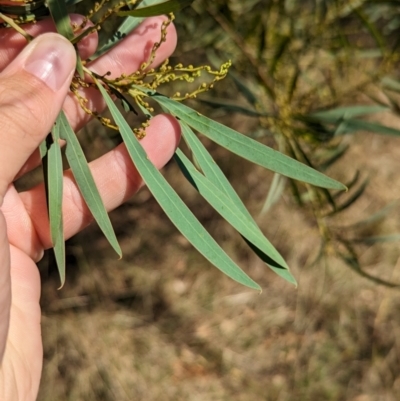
[337,119,400,137]
[58,111,121,257]
[259,172,286,216]
[46,0,74,40]
[244,239,297,286]
[179,125,294,284]
[174,149,295,284]
[48,117,66,287]
[154,96,345,190]
[181,122,252,220]
[308,105,389,122]
[47,0,84,76]
[96,82,260,290]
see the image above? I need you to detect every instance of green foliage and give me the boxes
[7,0,400,289]
[58,110,122,257]
[175,0,400,285]
[44,116,65,286]
[1,0,347,289]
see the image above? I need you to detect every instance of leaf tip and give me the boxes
[57,279,65,290]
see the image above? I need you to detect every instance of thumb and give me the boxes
[0,33,76,204]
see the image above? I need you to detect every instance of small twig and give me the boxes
[0,12,33,42]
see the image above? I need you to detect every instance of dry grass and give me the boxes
[37,114,400,400]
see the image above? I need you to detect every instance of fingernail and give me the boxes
[23,33,76,92]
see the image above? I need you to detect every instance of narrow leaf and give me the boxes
[174,149,294,282]
[46,0,74,40]
[39,139,48,159]
[259,173,286,216]
[308,105,388,122]
[318,143,349,171]
[334,119,400,136]
[153,95,346,190]
[180,122,252,220]
[196,97,272,118]
[325,178,369,216]
[333,171,360,199]
[245,239,296,285]
[47,0,84,76]
[96,82,260,290]
[58,111,121,257]
[180,123,295,284]
[48,118,65,287]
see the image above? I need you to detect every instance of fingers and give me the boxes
[1,15,180,260]
[14,16,178,177]
[0,33,76,205]
[3,114,181,261]
[0,14,98,70]
[0,15,177,128]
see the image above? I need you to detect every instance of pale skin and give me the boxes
[0,15,180,400]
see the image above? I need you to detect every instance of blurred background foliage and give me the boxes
[38,0,400,400]
[177,0,400,285]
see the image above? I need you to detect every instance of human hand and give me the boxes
[0,16,180,400]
